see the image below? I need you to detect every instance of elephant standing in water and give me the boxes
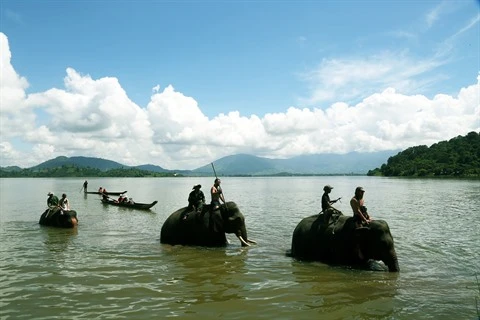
[39,208,78,228]
[290,212,399,272]
[160,202,256,247]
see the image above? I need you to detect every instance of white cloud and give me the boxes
[425,1,447,28]
[301,50,450,106]
[0,32,479,169]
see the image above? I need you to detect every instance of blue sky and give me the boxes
[0,0,479,169]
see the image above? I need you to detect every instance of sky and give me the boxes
[0,0,479,170]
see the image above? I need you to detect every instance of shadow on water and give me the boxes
[40,226,78,253]
[159,244,248,306]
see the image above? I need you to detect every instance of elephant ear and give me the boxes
[353,226,371,242]
[211,211,225,233]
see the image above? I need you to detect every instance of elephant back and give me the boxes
[160,205,228,246]
[39,209,78,228]
[291,214,357,260]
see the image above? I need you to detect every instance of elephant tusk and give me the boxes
[238,235,250,247]
[247,239,257,244]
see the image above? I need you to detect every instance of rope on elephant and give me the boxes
[46,207,60,218]
[330,209,343,234]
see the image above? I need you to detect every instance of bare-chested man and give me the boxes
[210,178,225,210]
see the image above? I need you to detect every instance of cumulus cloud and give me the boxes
[0,32,479,169]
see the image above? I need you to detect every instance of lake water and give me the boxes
[0,177,479,319]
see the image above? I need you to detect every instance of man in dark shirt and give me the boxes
[47,192,59,208]
[46,192,60,218]
[321,185,340,212]
[188,184,205,213]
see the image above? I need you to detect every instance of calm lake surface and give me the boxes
[0,177,479,319]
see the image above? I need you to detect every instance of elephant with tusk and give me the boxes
[160,201,256,247]
[289,212,399,272]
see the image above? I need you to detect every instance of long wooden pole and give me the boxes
[211,162,218,179]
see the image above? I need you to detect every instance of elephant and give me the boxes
[160,201,256,247]
[39,208,78,228]
[289,211,399,272]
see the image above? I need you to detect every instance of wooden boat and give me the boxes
[85,190,127,196]
[101,198,158,210]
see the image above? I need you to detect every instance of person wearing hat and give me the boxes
[47,192,59,208]
[321,185,341,223]
[184,184,206,220]
[321,185,341,213]
[46,192,60,218]
[350,186,371,228]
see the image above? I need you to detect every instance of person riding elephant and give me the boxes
[289,212,399,272]
[41,191,78,228]
[210,178,225,211]
[188,184,205,213]
[181,184,206,221]
[161,201,256,247]
[46,191,60,218]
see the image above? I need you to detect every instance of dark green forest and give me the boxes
[0,165,179,178]
[367,131,480,177]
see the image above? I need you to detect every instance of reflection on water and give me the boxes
[41,226,78,253]
[0,177,479,319]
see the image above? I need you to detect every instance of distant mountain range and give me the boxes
[1,151,400,176]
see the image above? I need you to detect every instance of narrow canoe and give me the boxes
[85,191,127,196]
[101,199,158,210]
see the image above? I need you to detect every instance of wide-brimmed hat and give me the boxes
[355,186,365,193]
[192,184,202,190]
[323,185,333,191]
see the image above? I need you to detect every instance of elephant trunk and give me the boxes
[384,249,400,272]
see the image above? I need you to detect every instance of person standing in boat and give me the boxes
[83,180,88,192]
[210,178,225,211]
[59,193,70,211]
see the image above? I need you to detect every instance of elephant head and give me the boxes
[354,219,399,272]
[160,201,256,247]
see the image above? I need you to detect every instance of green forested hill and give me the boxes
[367,131,480,177]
